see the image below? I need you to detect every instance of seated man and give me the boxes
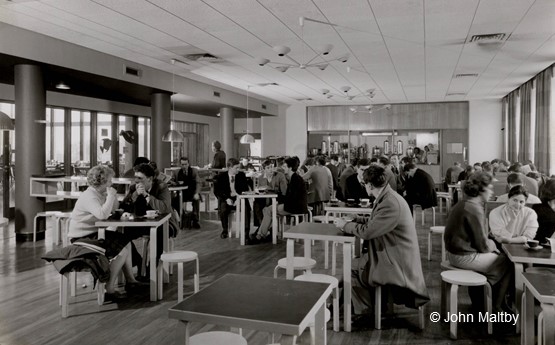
[250,157,308,244]
[335,166,430,316]
[403,162,437,213]
[253,159,288,228]
[495,173,541,204]
[120,163,180,264]
[171,157,202,229]
[344,158,371,203]
[213,158,251,239]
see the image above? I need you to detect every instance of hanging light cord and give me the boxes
[171,60,175,130]
[246,85,250,134]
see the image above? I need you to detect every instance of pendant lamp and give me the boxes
[162,60,184,142]
[240,85,255,144]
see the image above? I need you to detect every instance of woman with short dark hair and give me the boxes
[444,172,512,313]
[489,185,538,244]
[533,179,555,242]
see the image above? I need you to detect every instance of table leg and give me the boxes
[235,199,241,239]
[278,335,296,345]
[179,190,184,228]
[542,304,555,345]
[150,226,157,302]
[98,227,106,240]
[240,198,245,245]
[522,287,534,345]
[286,239,294,280]
[313,302,327,345]
[163,222,169,283]
[343,242,352,332]
[304,239,311,259]
[272,198,277,244]
[514,263,524,334]
[175,320,191,345]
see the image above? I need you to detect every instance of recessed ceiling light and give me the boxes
[55,82,70,90]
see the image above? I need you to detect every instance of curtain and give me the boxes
[519,80,533,162]
[501,97,507,161]
[535,65,553,175]
[506,90,519,163]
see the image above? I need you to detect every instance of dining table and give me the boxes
[235,191,277,245]
[168,273,333,345]
[168,185,189,226]
[521,271,555,345]
[502,243,555,333]
[96,213,171,301]
[283,222,356,332]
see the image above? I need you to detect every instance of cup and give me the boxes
[527,239,539,248]
[360,198,370,207]
[146,210,157,218]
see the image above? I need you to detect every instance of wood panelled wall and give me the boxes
[307,102,468,131]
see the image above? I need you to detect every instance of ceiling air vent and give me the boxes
[124,65,141,78]
[261,104,267,110]
[213,91,221,98]
[454,73,479,78]
[294,98,313,102]
[257,83,279,87]
[446,92,466,96]
[468,33,507,44]
[184,53,225,63]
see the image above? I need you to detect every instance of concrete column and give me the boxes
[151,93,171,170]
[220,107,234,159]
[14,64,46,241]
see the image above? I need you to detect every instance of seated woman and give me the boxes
[68,165,142,301]
[334,165,429,315]
[444,172,513,313]
[489,185,538,244]
[533,179,555,243]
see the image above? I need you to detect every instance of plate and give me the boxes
[523,243,543,251]
[542,242,552,248]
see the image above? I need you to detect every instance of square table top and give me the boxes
[168,273,332,335]
[502,243,555,265]
[237,192,278,199]
[324,202,373,214]
[96,213,171,227]
[522,272,555,304]
[283,222,356,243]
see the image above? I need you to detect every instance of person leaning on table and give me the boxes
[444,171,513,314]
[489,185,538,244]
[68,165,143,301]
[334,165,430,317]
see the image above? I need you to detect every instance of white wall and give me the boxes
[234,118,261,134]
[468,99,503,163]
[284,104,308,162]
[261,108,286,157]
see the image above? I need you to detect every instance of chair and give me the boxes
[428,226,446,261]
[33,211,62,243]
[199,190,211,213]
[158,251,199,302]
[60,269,105,318]
[412,204,436,227]
[188,331,247,345]
[436,192,452,214]
[278,210,312,238]
[273,257,316,278]
[440,270,492,339]
[295,273,340,332]
[373,285,425,330]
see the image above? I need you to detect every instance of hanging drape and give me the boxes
[518,80,533,162]
[534,65,553,175]
[506,90,519,163]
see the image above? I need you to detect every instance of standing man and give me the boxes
[303,156,333,214]
[377,156,397,192]
[338,157,357,201]
[172,157,201,229]
[210,140,226,169]
[326,155,340,196]
[403,163,437,214]
[213,158,251,239]
[445,162,463,189]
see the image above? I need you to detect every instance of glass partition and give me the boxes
[97,113,113,167]
[70,110,91,175]
[45,107,65,174]
[118,115,135,177]
[137,117,150,159]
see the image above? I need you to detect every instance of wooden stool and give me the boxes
[437,192,452,214]
[412,205,436,227]
[428,226,446,261]
[60,269,105,318]
[33,211,62,243]
[189,331,247,345]
[273,257,316,278]
[158,251,199,302]
[55,212,72,246]
[374,285,424,330]
[295,273,340,332]
[199,190,211,213]
[312,214,341,273]
[440,270,492,339]
[279,211,311,238]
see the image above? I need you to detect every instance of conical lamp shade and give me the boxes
[240,133,255,144]
[162,129,184,142]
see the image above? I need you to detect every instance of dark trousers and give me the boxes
[253,198,271,227]
[172,194,200,222]
[218,198,251,236]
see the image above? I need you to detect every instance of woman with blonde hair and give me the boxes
[68,165,143,301]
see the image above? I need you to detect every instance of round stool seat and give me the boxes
[441,270,487,286]
[295,273,339,288]
[55,212,72,218]
[307,308,331,327]
[37,211,62,216]
[189,331,247,345]
[312,215,341,223]
[277,257,316,270]
[437,192,450,197]
[430,226,445,234]
[161,251,198,263]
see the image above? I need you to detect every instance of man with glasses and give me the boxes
[172,157,201,229]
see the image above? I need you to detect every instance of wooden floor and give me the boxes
[0,204,523,345]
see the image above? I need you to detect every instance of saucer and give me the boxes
[144,214,158,219]
[523,243,543,251]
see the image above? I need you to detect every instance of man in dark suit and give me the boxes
[250,157,308,243]
[344,158,371,203]
[213,158,251,239]
[326,155,339,194]
[403,163,437,213]
[171,157,201,229]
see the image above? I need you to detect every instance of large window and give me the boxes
[118,115,134,177]
[97,113,113,167]
[138,117,150,159]
[45,107,65,173]
[70,110,91,175]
